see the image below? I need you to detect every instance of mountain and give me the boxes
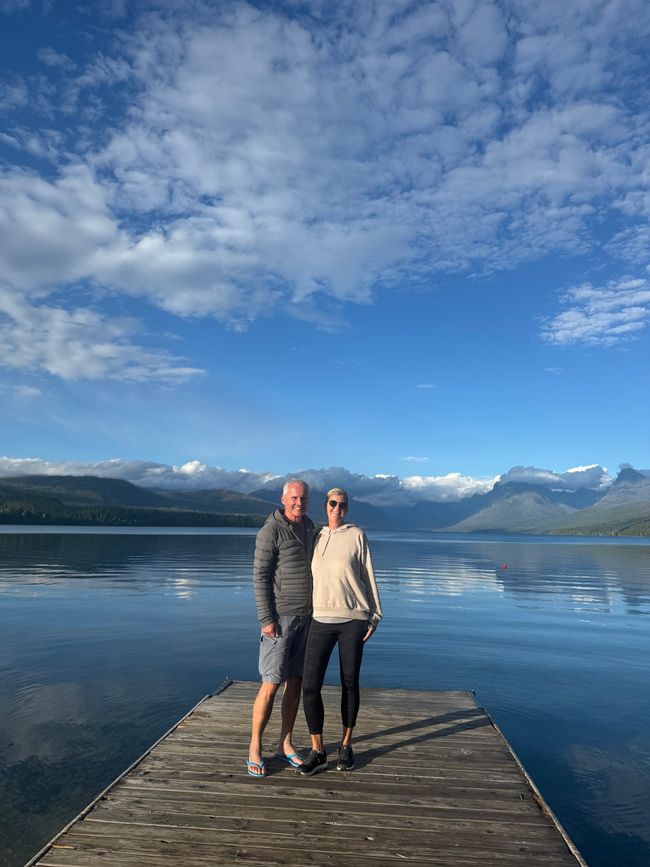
[0,475,273,516]
[552,499,650,537]
[0,475,266,527]
[0,481,67,513]
[399,482,601,533]
[0,470,646,535]
[0,475,165,508]
[588,467,650,509]
[397,493,487,530]
[153,488,279,516]
[446,483,577,533]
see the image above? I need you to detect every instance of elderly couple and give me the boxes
[247,479,383,777]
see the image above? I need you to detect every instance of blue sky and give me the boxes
[0,0,648,501]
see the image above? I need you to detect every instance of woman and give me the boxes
[299,487,382,775]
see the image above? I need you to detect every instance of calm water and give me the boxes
[1,527,649,867]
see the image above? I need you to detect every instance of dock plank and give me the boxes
[26,681,587,866]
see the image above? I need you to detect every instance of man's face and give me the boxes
[281,483,309,523]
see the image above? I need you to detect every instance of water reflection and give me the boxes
[1,529,649,867]
[370,533,650,615]
[0,531,256,596]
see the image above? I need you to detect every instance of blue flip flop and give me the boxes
[246,759,266,778]
[275,752,303,768]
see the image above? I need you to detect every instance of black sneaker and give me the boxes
[298,749,327,776]
[337,744,355,771]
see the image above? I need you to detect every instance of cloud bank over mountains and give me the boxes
[2,0,650,382]
[0,455,633,505]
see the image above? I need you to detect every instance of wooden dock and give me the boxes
[26,680,587,866]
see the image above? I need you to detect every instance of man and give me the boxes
[247,479,317,777]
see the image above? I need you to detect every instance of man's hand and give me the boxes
[262,622,279,639]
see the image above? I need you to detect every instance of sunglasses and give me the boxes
[328,500,348,509]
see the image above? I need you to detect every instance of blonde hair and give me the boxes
[324,487,348,509]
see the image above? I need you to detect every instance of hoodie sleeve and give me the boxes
[359,531,383,625]
[253,521,278,627]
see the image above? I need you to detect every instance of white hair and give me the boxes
[282,479,309,496]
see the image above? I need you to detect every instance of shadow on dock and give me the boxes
[25,680,587,867]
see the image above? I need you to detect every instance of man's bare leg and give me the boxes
[249,682,280,775]
[278,674,303,758]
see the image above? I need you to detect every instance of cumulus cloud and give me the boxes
[0,456,625,501]
[402,472,499,502]
[0,456,494,503]
[0,74,28,110]
[541,278,650,346]
[498,464,610,491]
[606,226,650,264]
[0,456,275,492]
[37,48,75,69]
[0,166,121,292]
[0,285,204,382]
[0,0,649,378]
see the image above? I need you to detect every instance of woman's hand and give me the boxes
[362,623,376,642]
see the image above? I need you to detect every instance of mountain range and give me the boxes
[0,468,648,535]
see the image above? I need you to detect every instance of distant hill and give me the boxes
[551,500,650,536]
[547,469,650,536]
[0,475,273,516]
[0,475,265,527]
[446,483,577,533]
[153,487,278,516]
[550,469,650,536]
[0,475,165,508]
[396,495,483,530]
[0,469,646,535]
[587,467,650,509]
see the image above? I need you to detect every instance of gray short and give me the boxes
[258,615,310,684]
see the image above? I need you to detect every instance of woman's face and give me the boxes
[326,494,348,527]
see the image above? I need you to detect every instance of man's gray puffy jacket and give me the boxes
[253,509,319,627]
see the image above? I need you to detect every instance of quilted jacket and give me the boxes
[253,509,318,626]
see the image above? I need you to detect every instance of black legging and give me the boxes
[302,619,367,734]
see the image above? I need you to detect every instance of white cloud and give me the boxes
[0,0,650,377]
[0,165,120,292]
[416,383,437,389]
[37,48,75,69]
[0,0,30,11]
[499,464,610,491]
[0,285,204,382]
[12,385,42,398]
[401,456,430,463]
[606,226,650,264]
[0,457,490,504]
[541,278,650,346]
[0,74,28,110]
[0,455,623,501]
[0,456,279,493]
[402,472,499,502]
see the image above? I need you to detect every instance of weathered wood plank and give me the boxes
[49,825,578,861]
[38,837,578,867]
[82,811,562,839]
[26,681,587,867]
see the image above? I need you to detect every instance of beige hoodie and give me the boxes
[311,524,383,626]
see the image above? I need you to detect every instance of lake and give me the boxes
[1,526,649,867]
